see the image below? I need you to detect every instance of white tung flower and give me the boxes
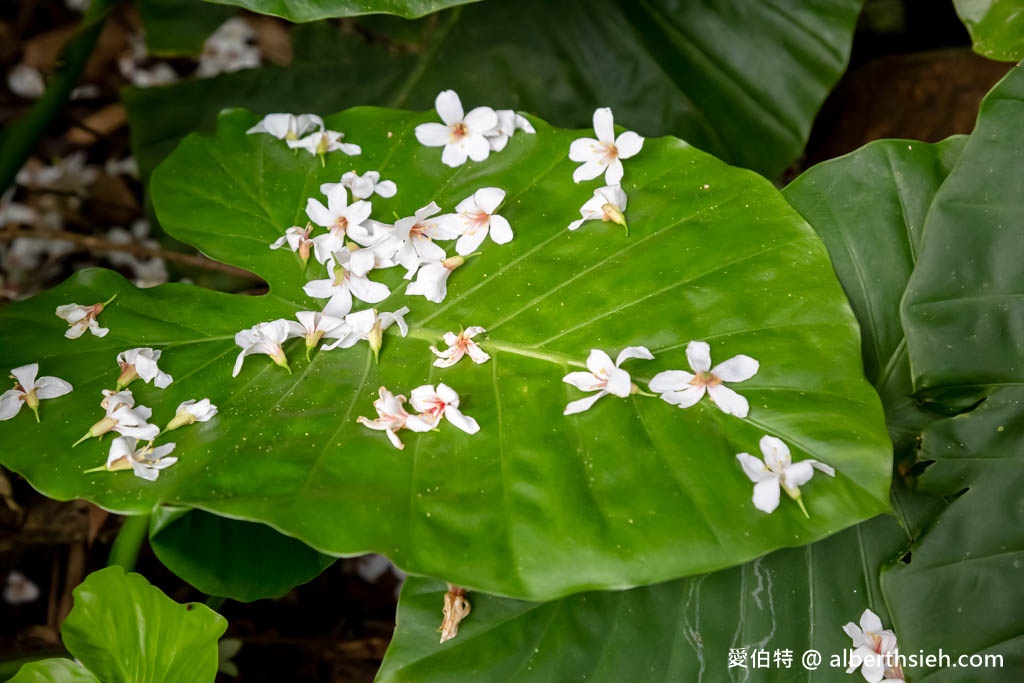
[430,327,489,368]
[562,347,654,415]
[410,383,480,434]
[360,202,454,277]
[843,609,904,683]
[568,184,628,233]
[648,341,758,418]
[246,113,323,141]
[569,107,644,184]
[232,319,297,377]
[356,386,434,450]
[405,255,465,304]
[115,347,173,390]
[55,297,114,339]
[306,185,374,263]
[289,310,347,358]
[102,436,178,481]
[322,307,410,362]
[341,170,397,199]
[303,248,390,317]
[74,389,160,446]
[485,109,536,152]
[736,435,835,517]
[288,129,361,160]
[441,187,513,255]
[415,90,498,167]
[0,363,73,423]
[270,225,315,263]
[164,398,218,433]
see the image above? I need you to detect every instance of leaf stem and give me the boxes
[0,0,120,193]
[107,514,150,572]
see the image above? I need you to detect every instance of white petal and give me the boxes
[455,229,488,256]
[303,279,337,299]
[88,322,109,338]
[466,343,490,364]
[685,341,712,373]
[603,158,624,185]
[615,346,654,366]
[323,292,354,317]
[10,364,38,390]
[592,107,615,143]
[736,452,772,483]
[563,392,605,416]
[648,370,694,392]
[305,198,334,228]
[376,180,397,198]
[349,276,391,304]
[34,376,73,399]
[860,609,884,635]
[474,187,505,214]
[441,143,468,168]
[0,392,23,420]
[415,122,451,147]
[563,371,603,392]
[444,405,480,434]
[604,366,632,397]
[843,622,866,646]
[567,218,586,231]
[488,214,513,244]
[569,137,600,162]
[325,184,350,216]
[464,134,491,162]
[435,90,464,125]
[752,477,781,513]
[573,159,606,184]
[338,143,361,156]
[811,460,836,478]
[614,131,644,158]
[759,435,791,470]
[464,106,498,133]
[706,384,749,418]
[435,383,460,406]
[584,349,615,375]
[658,385,705,409]
[712,355,759,383]
[106,436,136,467]
[783,460,815,489]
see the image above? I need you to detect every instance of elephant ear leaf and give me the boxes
[0,105,890,600]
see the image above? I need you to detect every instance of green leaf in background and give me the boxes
[783,136,966,450]
[0,107,890,600]
[9,660,100,683]
[125,0,863,180]
[954,0,1024,62]
[149,507,336,602]
[205,0,483,21]
[881,388,1024,680]
[378,512,918,682]
[138,0,236,56]
[12,566,226,683]
[902,64,1024,400]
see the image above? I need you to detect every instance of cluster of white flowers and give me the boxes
[566,108,642,234]
[357,383,479,450]
[247,113,360,162]
[563,340,836,516]
[844,609,905,682]
[415,91,535,168]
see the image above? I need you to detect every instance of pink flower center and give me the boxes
[689,371,722,388]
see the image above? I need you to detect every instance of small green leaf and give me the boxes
[10,660,101,683]
[204,0,483,21]
[784,136,966,450]
[149,507,336,602]
[954,0,1024,61]
[60,566,225,683]
[903,64,1024,400]
[0,107,890,600]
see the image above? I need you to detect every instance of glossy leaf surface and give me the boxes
[954,0,1024,61]
[205,0,482,20]
[126,0,862,179]
[783,136,966,449]
[0,108,889,600]
[13,567,226,683]
[903,64,1024,398]
[149,507,336,602]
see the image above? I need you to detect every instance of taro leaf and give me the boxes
[902,64,1024,401]
[954,0,1024,61]
[125,0,863,180]
[9,660,101,683]
[138,0,235,56]
[204,0,483,21]
[0,107,890,600]
[783,136,967,450]
[149,507,336,602]
[19,567,226,683]
[881,388,1024,680]
[378,512,916,682]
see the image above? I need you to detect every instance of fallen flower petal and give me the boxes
[55,295,115,339]
[736,435,835,517]
[563,346,653,415]
[0,363,73,423]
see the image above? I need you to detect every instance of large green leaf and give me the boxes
[378,512,919,682]
[783,136,966,450]
[0,107,890,600]
[125,0,863,180]
[149,507,337,602]
[902,64,1024,399]
[205,0,482,20]
[954,0,1024,61]
[881,389,1024,680]
[13,566,226,683]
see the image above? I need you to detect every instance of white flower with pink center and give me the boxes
[562,347,653,415]
[649,341,758,418]
[440,187,513,256]
[415,90,499,167]
[736,436,835,517]
[356,386,434,450]
[409,383,480,434]
[430,327,489,368]
[568,107,644,184]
